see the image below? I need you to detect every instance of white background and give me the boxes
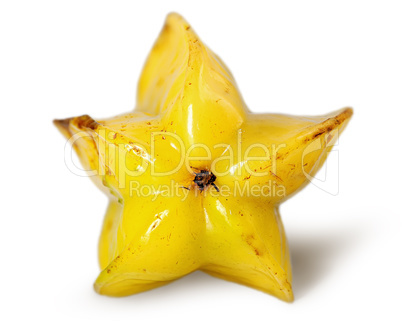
[1,1,401,323]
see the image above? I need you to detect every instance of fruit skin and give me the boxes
[54,13,352,302]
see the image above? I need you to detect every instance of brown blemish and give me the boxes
[131,145,148,159]
[312,130,325,139]
[303,108,353,143]
[326,133,334,143]
[242,233,262,256]
[75,115,100,130]
[270,171,283,182]
[276,151,289,160]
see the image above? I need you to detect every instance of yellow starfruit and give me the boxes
[54,13,352,302]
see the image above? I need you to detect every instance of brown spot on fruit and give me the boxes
[326,133,334,144]
[270,171,283,182]
[75,115,99,130]
[312,130,325,139]
[242,233,262,256]
[302,108,353,143]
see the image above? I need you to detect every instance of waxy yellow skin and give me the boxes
[55,13,352,302]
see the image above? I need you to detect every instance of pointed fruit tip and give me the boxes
[274,276,294,302]
[53,117,71,129]
[53,117,73,138]
[338,107,353,121]
[165,12,192,32]
[280,287,294,303]
[166,12,186,23]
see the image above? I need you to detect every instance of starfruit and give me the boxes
[54,13,352,302]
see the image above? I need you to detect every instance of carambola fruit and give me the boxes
[54,13,352,301]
